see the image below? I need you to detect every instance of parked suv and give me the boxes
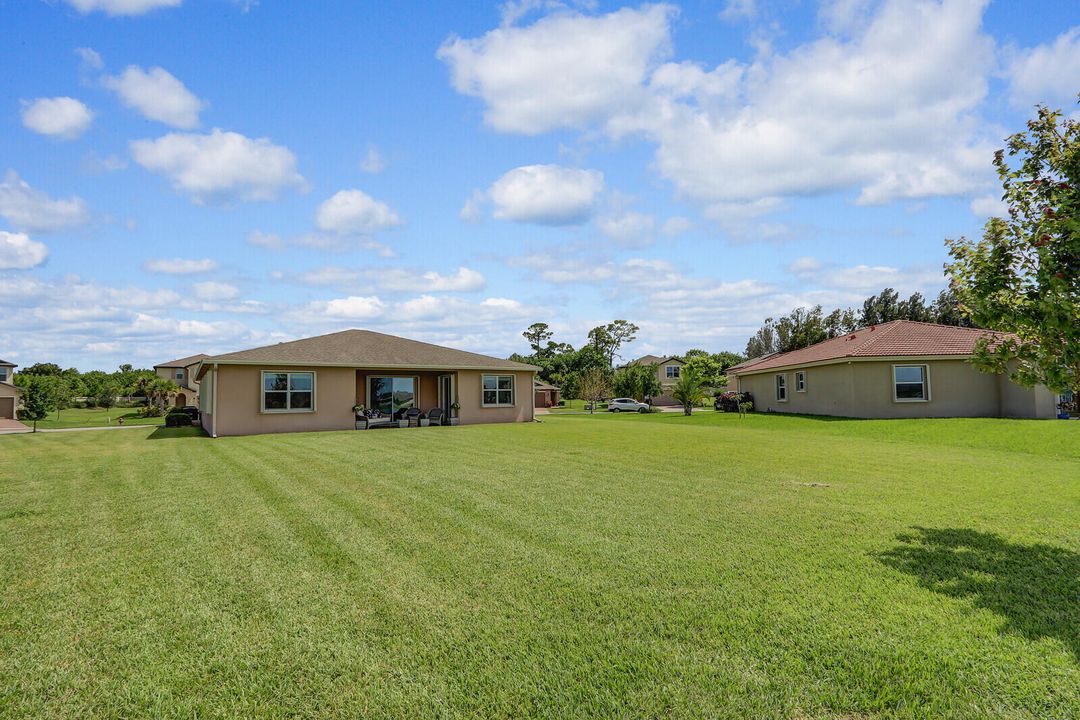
[608,398,650,413]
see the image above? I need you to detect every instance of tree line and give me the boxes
[744,287,972,359]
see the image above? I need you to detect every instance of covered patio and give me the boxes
[354,369,459,428]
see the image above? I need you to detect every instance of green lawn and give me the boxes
[1,414,1077,718]
[26,405,165,430]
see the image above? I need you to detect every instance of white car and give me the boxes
[607,398,650,413]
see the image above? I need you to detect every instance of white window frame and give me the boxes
[366,375,420,416]
[795,371,806,392]
[892,364,930,403]
[482,374,515,407]
[174,369,184,382]
[665,365,680,379]
[260,371,316,413]
[0,368,7,383]
[775,374,788,402]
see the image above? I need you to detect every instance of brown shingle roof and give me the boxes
[155,353,211,369]
[730,321,1007,374]
[197,329,540,375]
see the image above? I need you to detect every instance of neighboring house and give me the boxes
[154,353,210,408]
[728,320,1057,419]
[0,359,19,420]
[194,329,539,437]
[628,354,685,406]
[534,380,560,408]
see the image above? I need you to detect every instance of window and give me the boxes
[262,371,315,412]
[482,375,514,406]
[0,368,7,382]
[175,369,184,382]
[368,376,417,416]
[666,365,680,379]
[893,365,929,402]
[796,371,806,392]
[775,374,787,402]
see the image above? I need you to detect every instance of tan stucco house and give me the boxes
[194,329,539,437]
[628,354,686,406]
[154,353,209,407]
[728,320,1057,419]
[0,359,19,420]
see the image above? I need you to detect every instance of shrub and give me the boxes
[165,412,192,427]
[140,405,164,418]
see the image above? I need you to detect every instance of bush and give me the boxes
[557,400,566,407]
[140,405,164,418]
[165,412,192,427]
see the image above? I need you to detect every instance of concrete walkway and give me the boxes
[0,422,160,435]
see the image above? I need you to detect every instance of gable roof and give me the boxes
[629,354,683,366]
[196,329,540,378]
[534,380,559,391]
[0,359,15,367]
[730,321,1007,375]
[155,353,210,369]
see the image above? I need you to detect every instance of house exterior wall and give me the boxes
[204,365,534,436]
[155,363,201,406]
[735,358,1055,419]
[0,383,17,419]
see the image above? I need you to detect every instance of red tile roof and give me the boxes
[731,321,1008,374]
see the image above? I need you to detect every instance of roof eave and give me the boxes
[731,353,977,375]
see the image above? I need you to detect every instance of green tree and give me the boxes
[745,322,777,358]
[946,99,1080,400]
[522,323,554,356]
[671,367,708,416]
[20,362,62,376]
[713,351,746,372]
[683,354,726,394]
[96,380,118,410]
[14,374,60,432]
[611,363,662,403]
[587,320,639,367]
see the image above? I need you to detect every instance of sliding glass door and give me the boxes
[368,376,417,417]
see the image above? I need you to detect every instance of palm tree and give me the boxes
[671,368,708,416]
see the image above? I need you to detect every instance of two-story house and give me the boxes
[153,353,209,408]
[627,354,685,406]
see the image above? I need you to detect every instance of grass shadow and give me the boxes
[146,426,207,440]
[878,527,1079,662]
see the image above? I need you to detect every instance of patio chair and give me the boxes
[404,407,422,427]
[427,407,445,426]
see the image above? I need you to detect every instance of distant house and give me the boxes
[154,353,209,407]
[534,380,560,408]
[628,354,685,406]
[194,329,539,437]
[0,359,19,420]
[728,320,1057,419]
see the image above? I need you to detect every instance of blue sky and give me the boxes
[2,0,1078,370]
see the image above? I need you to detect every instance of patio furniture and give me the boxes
[427,407,445,426]
[404,407,422,427]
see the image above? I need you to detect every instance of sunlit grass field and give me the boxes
[1,413,1076,718]
[24,405,165,430]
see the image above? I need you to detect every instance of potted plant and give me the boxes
[353,403,367,429]
[419,412,430,427]
[448,401,461,426]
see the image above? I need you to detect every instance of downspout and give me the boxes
[211,363,219,438]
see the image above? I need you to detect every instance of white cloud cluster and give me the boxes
[64,0,180,16]
[130,129,305,204]
[597,209,655,247]
[1006,27,1080,109]
[104,65,205,129]
[0,171,90,233]
[295,265,485,293]
[144,257,218,274]
[0,231,49,270]
[359,146,385,174]
[20,97,94,140]
[315,189,402,235]
[192,281,240,301]
[442,1,1004,224]
[438,4,674,134]
[487,164,604,224]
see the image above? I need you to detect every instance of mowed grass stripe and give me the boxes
[1,416,1077,718]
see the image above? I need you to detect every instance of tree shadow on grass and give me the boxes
[878,527,1079,662]
[146,426,207,440]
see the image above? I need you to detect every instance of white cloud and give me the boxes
[660,216,693,236]
[437,4,675,134]
[296,265,485,293]
[80,151,128,174]
[719,0,755,22]
[246,230,284,250]
[64,0,181,16]
[321,295,387,320]
[75,47,104,72]
[130,129,305,204]
[459,189,485,222]
[359,146,385,174]
[489,164,604,224]
[144,257,218,274]
[192,281,239,301]
[597,209,655,247]
[20,97,94,140]
[0,171,90,233]
[970,194,1008,218]
[0,231,49,270]
[315,189,402,234]
[818,263,943,292]
[787,256,823,276]
[1006,27,1080,109]
[104,65,205,129]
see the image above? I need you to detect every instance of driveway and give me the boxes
[0,418,31,434]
